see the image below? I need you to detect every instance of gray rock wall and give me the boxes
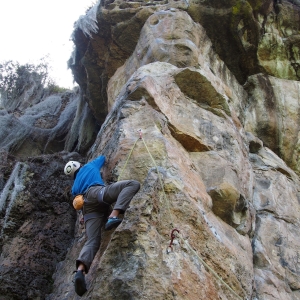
[0,0,300,299]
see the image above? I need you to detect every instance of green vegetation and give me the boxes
[0,57,68,101]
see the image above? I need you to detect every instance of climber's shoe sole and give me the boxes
[74,270,87,297]
[105,217,122,231]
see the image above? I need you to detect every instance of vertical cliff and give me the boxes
[0,0,300,299]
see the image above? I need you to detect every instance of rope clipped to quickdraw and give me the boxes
[118,129,243,300]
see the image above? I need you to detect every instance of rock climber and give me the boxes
[64,156,140,297]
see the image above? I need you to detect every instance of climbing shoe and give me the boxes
[74,270,87,296]
[105,217,122,230]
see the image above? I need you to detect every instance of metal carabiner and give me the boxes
[167,228,180,254]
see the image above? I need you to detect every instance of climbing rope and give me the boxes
[177,234,243,300]
[117,136,140,182]
[118,129,243,300]
[118,129,175,225]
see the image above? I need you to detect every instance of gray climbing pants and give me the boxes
[76,180,140,273]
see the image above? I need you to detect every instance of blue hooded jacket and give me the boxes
[71,155,105,196]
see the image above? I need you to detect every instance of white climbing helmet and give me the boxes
[64,161,81,178]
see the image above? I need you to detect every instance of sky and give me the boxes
[0,0,96,89]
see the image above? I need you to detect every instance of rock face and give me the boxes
[244,74,300,173]
[0,86,99,157]
[1,0,300,299]
[0,151,79,299]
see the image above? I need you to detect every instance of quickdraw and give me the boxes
[138,129,143,139]
[167,228,180,253]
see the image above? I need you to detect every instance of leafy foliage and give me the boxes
[0,58,67,101]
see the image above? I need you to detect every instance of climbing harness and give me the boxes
[118,129,244,300]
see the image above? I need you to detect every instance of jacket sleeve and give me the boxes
[91,155,105,169]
